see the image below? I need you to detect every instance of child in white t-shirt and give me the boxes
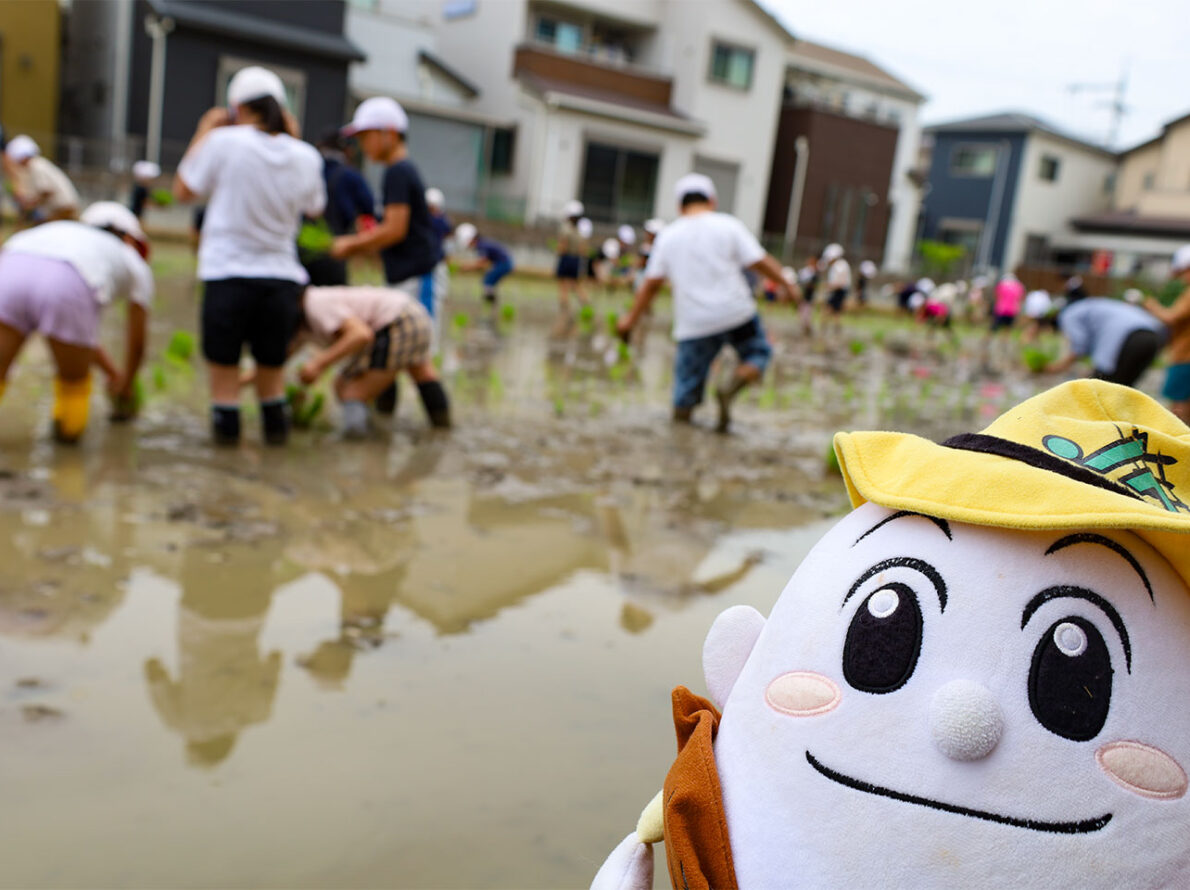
[290,286,450,437]
[617,173,798,432]
[173,66,325,447]
[5,135,80,224]
[0,203,153,442]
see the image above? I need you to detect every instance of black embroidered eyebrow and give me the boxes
[1021,585,1132,672]
[853,511,952,547]
[1045,533,1154,604]
[842,557,948,613]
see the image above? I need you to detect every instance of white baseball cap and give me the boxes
[915,277,936,295]
[454,222,477,246]
[5,134,39,161]
[1123,287,1144,304]
[563,199,584,218]
[860,260,877,278]
[577,217,593,239]
[617,224,636,245]
[781,266,796,283]
[425,187,445,210]
[602,238,621,260]
[822,243,844,263]
[674,172,716,203]
[342,96,408,136]
[81,201,148,247]
[643,218,665,235]
[132,160,161,181]
[1171,244,1190,275]
[227,66,287,108]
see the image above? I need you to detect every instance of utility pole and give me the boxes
[1068,65,1129,149]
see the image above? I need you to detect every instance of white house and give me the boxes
[415,0,793,230]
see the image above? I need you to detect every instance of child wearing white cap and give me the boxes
[173,65,326,446]
[554,200,590,313]
[453,223,514,304]
[129,160,164,220]
[5,135,80,224]
[821,242,851,321]
[0,203,153,442]
[330,98,452,425]
[1144,244,1190,424]
[617,172,799,432]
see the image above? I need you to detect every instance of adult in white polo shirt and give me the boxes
[0,203,152,442]
[174,65,325,446]
[5,135,80,223]
[617,173,798,432]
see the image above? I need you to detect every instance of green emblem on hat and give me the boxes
[1042,429,1188,514]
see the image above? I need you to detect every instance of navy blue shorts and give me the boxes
[673,316,772,409]
[556,254,581,280]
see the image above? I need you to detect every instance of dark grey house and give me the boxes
[60,0,364,170]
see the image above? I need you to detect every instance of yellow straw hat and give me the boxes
[834,380,1190,584]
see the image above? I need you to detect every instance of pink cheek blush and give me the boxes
[1097,741,1189,800]
[765,671,841,717]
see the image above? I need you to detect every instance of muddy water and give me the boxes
[0,252,1103,887]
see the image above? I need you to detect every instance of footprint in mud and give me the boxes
[21,703,64,722]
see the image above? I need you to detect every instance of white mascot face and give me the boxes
[709,503,1190,889]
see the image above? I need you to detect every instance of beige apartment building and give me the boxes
[1070,111,1190,277]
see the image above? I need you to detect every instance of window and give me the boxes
[709,42,754,89]
[950,144,998,177]
[489,127,515,175]
[536,16,583,54]
[1143,172,1155,190]
[216,56,307,125]
[1103,172,1115,194]
[1039,155,1060,182]
[580,142,659,222]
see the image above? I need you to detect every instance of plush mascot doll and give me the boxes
[593,379,1190,889]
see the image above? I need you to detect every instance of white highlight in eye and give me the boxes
[1054,622,1088,657]
[868,588,900,619]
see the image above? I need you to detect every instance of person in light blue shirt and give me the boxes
[1047,296,1167,386]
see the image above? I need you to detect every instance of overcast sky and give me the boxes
[760,0,1190,150]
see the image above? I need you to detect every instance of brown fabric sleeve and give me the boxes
[662,686,739,890]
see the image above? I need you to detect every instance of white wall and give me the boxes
[346,1,438,99]
[1005,132,1115,270]
[431,0,537,207]
[528,104,695,221]
[661,0,788,232]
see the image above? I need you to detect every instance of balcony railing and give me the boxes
[513,44,672,108]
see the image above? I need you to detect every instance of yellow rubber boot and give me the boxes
[52,377,92,443]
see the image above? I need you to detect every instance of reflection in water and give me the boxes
[144,555,279,767]
[297,570,402,688]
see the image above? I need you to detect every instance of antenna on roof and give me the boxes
[1068,62,1129,149]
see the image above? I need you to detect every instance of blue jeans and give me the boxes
[483,259,513,289]
[673,315,771,409]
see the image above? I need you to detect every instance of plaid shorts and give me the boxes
[343,303,433,377]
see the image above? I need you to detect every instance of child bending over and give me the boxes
[293,286,451,437]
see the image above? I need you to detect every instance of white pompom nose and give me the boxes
[929,679,1004,761]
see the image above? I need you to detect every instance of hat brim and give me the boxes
[834,429,1190,586]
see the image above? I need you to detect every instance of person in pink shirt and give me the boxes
[990,273,1025,333]
[292,285,451,437]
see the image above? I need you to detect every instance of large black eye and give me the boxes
[1028,617,1113,741]
[843,582,922,693]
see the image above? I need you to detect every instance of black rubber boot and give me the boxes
[211,404,241,446]
[261,398,290,446]
[416,381,452,429]
[374,383,398,416]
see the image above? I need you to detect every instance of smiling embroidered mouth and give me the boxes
[806,751,1112,834]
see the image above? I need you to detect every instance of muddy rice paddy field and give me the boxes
[0,245,1165,888]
